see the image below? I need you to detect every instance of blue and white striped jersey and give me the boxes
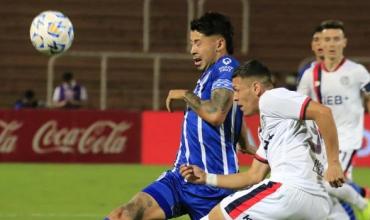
[174,55,243,175]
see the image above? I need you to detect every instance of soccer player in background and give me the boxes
[297,20,370,219]
[105,12,255,220]
[180,59,345,219]
[296,25,325,83]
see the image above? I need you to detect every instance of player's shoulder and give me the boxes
[261,88,306,104]
[262,88,291,98]
[213,55,239,73]
[343,59,367,71]
[260,88,288,105]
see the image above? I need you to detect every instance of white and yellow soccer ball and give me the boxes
[30,11,74,55]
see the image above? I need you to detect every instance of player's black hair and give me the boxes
[312,25,323,36]
[233,59,273,85]
[191,12,234,54]
[62,71,73,82]
[320,20,345,34]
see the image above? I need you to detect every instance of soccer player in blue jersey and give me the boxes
[105,12,255,220]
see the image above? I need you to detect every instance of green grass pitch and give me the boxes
[0,163,369,220]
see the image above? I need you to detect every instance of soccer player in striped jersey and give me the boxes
[105,12,255,220]
[180,59,345,220]
[297,20,370,219]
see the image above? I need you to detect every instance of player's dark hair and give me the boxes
[320,20,345,34]
[191,12,234,54]
[312,25,323,36]
[233,59,273,85]
[62,71,73,82]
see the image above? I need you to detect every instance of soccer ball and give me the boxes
[30,11,74,55]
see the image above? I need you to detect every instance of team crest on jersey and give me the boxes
[222,57,232,65]
[340,76,350,86]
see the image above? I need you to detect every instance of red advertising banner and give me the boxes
[141,112,370,167]
[0,110,141,163]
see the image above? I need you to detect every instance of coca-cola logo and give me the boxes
[0,120,22,154]
[32,120,131,154]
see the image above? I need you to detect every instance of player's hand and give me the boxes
[180,164,206,184]
[166,90,188,112]
[324,161,345,188]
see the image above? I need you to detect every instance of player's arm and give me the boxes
[166,88,233,126]
[180,159,270,190]
[237,120,257,154]
[305,100,345,187]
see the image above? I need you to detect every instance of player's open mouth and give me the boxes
[193,58,202,67]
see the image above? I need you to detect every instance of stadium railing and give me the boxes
[47,51,190,110]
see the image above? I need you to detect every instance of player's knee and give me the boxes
[107,193,151,220]
[107,203,143,220]
[207,204,224,220]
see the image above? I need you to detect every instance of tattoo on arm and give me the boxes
[184,89,232,114]
[210,89,233,113]
[184,91,201,110]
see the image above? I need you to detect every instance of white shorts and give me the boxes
[217,179,330,220]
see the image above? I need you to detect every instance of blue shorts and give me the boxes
[142,170,234,220]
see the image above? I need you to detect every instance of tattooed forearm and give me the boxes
[184,89,232,114]
[184,91,202,110]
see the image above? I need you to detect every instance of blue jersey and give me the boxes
[174,55,243,175]
[143,55,243,219]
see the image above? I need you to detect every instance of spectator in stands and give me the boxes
[52,71,88,109]
[14,89,42,109]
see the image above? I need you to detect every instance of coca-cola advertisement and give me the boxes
[0,110,141,163]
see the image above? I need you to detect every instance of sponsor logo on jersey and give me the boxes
[218,65,234,73]
[222,57,232,65]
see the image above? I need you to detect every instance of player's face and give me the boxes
[311,32,324,60]
[232,76,259,116]
[190,31,220,71]
[321,29,347,61]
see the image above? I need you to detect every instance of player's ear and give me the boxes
[252,81,261,95]
[216,37,225,52]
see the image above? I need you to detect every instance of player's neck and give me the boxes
[323,56,345,72]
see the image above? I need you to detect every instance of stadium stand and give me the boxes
[1,0,370,109]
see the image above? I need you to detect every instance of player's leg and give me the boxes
[327,196,350,220]
[325,182,368,210]
[203,180,329,220]
[105,171,185,220]
[106,192,165,220]
[335,150,369,219]
[201,204,226,220]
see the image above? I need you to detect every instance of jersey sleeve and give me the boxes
[356,64,370,93]
[211,57,236,92]
[260,89,311,120]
